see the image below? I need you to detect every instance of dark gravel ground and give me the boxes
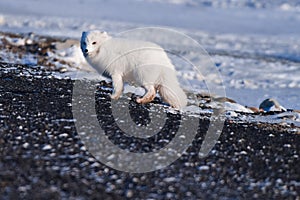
[0,63,299,200]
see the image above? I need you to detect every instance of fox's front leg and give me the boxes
[110,74,123,100]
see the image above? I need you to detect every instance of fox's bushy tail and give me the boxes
[158,73,187,109]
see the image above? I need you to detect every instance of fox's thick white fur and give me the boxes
[80,30,187,109]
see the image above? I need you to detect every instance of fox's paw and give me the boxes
[110,93,121,100]
[136,97,142,104]
[136,95,155,104]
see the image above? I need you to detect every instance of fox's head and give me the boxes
[80,30,111,58]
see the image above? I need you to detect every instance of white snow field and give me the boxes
[0,0,299,111]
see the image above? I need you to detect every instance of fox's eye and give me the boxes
[92,42,97,45]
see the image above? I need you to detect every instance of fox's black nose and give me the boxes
[84,49,88,53]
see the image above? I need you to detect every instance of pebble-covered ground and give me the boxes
[0,63,299,199]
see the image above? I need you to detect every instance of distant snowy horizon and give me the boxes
[143,0,300,11]
[0,0,300,36]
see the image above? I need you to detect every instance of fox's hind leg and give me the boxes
[136,85,156,104]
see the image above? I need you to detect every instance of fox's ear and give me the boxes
[101,31,107,35]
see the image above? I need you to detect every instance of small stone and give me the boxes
[42,144,52,150]
[163,177,176,182]
[198,165,209,171]
[22,143,30,149]
[18,186,28,192]
[59,133,68,138]
[240,151,247,155]
[126,190,133,198]
[107,154,115,160]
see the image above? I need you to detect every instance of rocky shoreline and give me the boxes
[0,63,299,199]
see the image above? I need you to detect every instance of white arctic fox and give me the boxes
[80,30,187,109]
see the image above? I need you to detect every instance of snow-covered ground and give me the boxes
[0,0,299,110]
